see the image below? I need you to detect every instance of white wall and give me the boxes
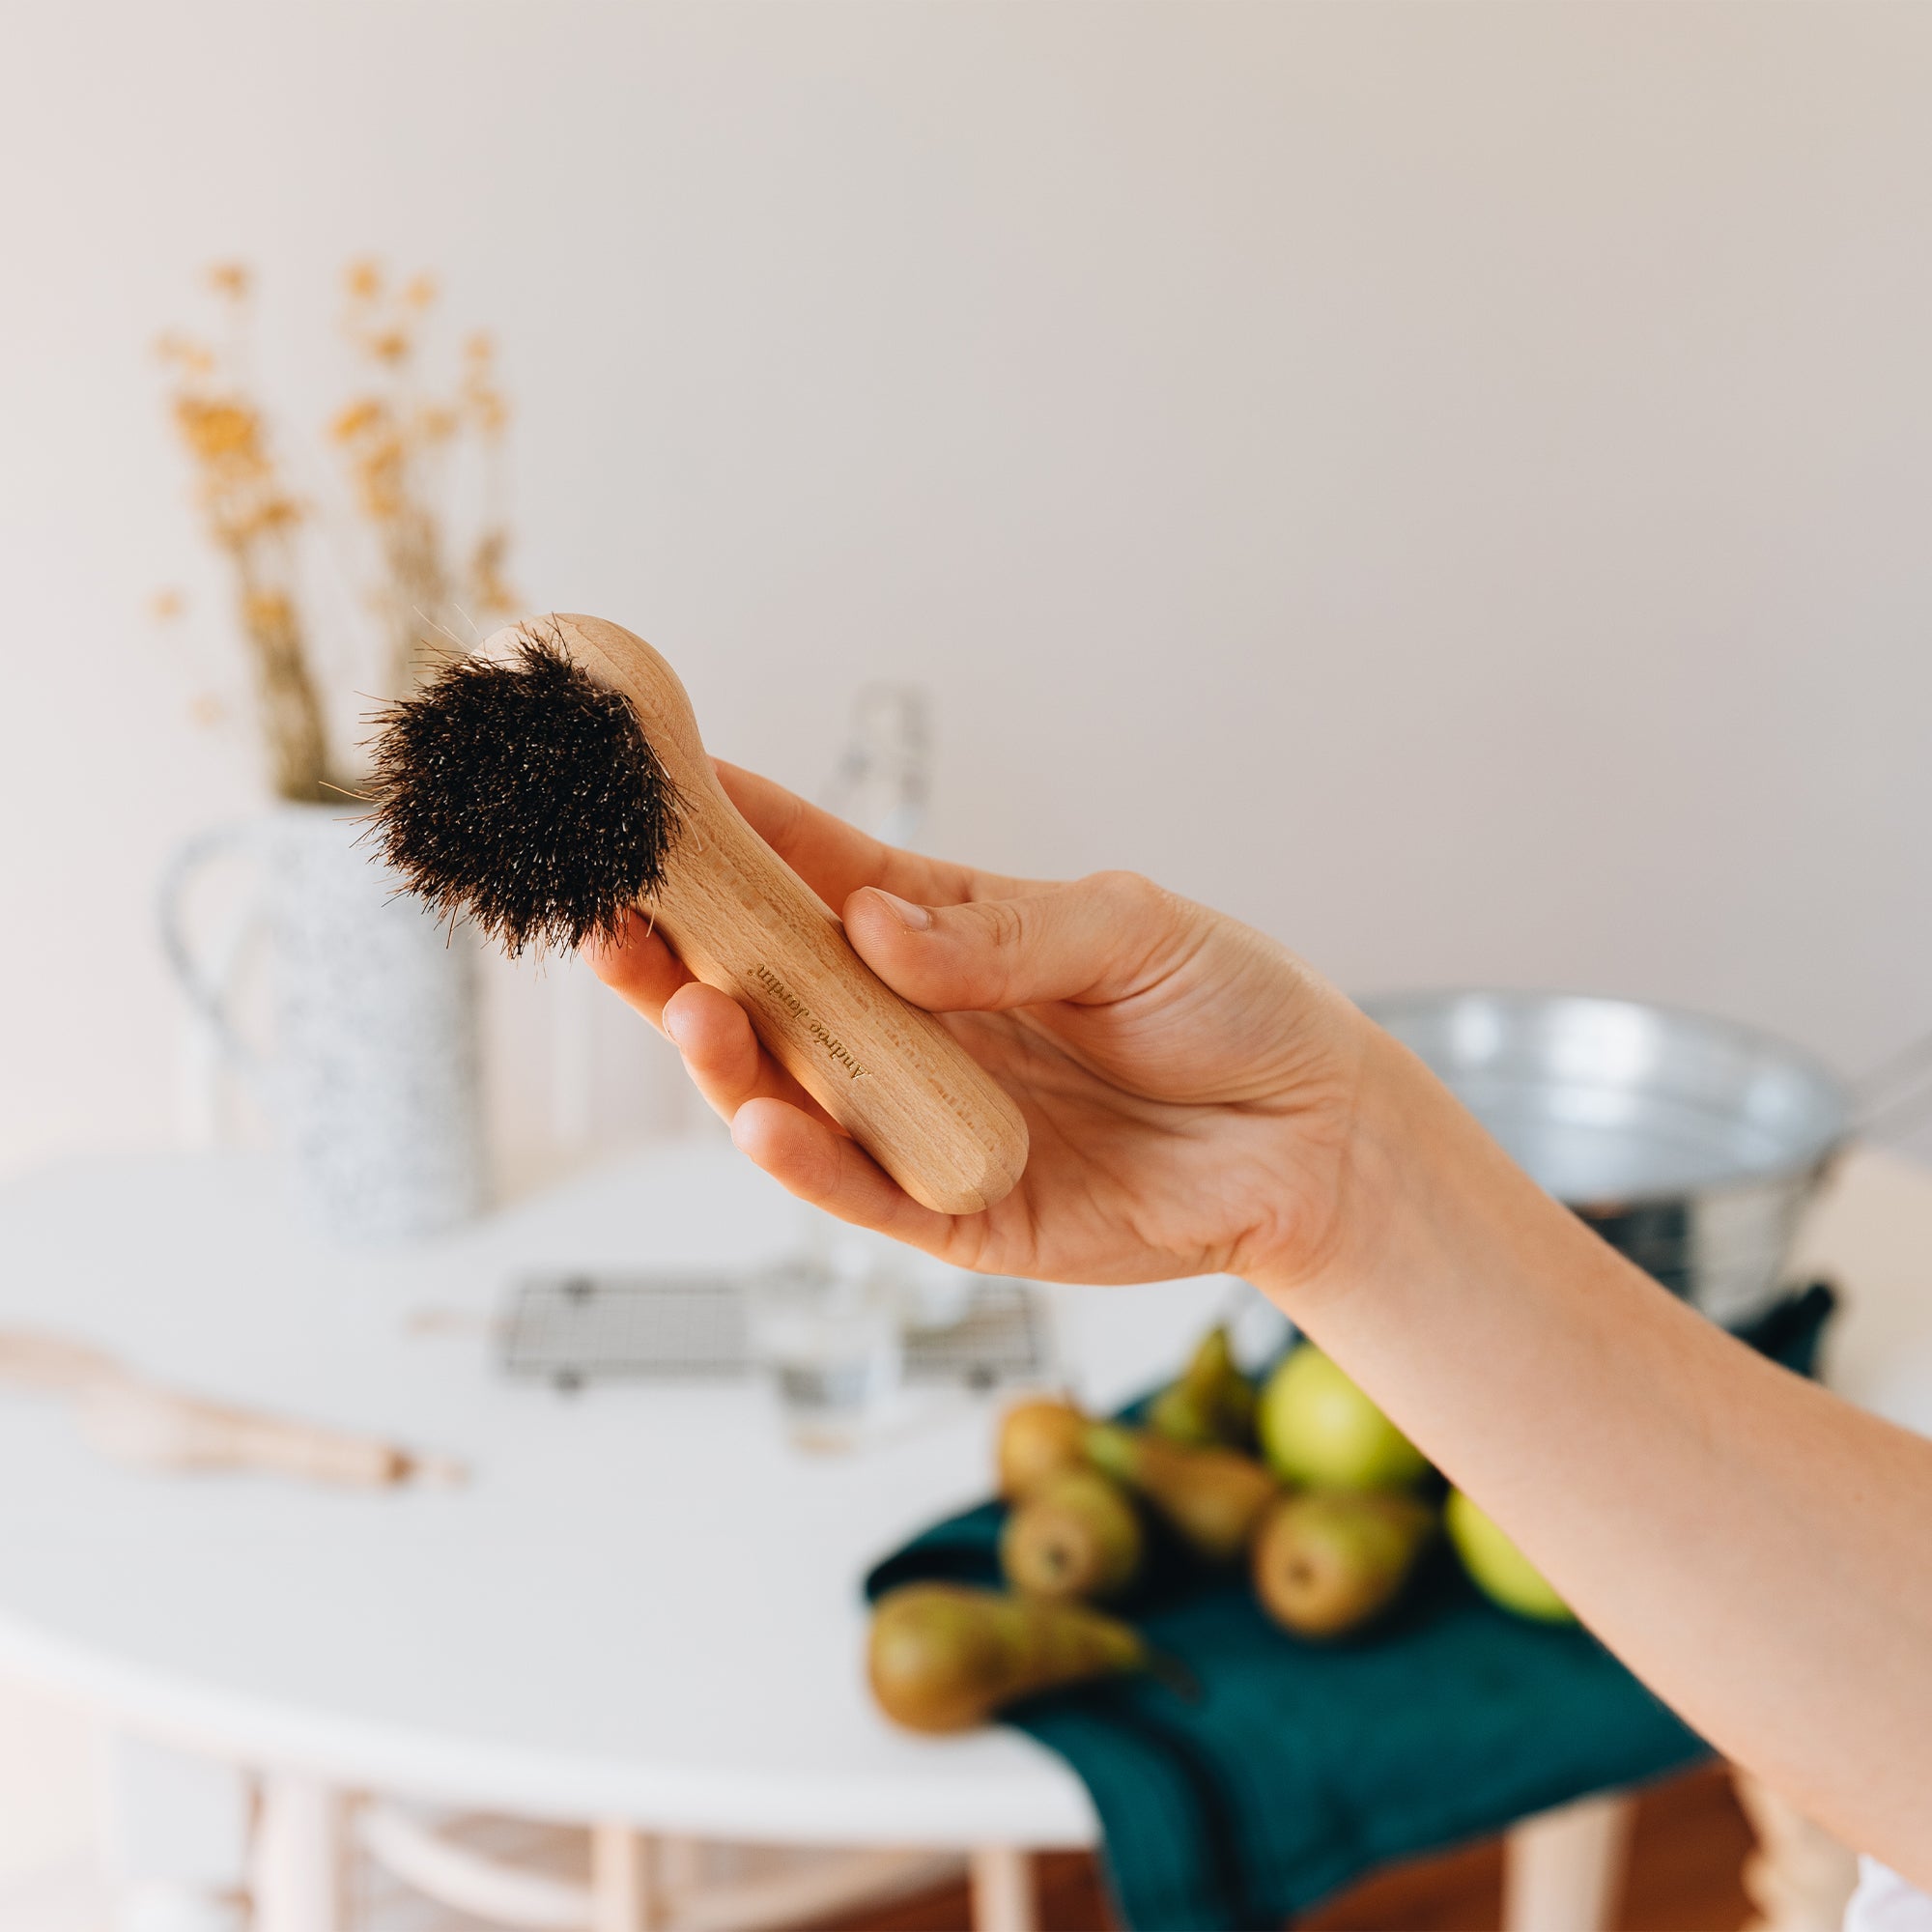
[5,1,1932,1180]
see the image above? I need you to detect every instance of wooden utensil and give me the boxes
[513,615,1030,1216]
[72,1380,463,1486]
[0,1326,462,1488]
[0,1327,121,1393]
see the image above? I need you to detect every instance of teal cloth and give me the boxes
[866,1283,1835,1931]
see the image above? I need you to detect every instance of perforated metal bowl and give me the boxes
[1360,990,1850,1327]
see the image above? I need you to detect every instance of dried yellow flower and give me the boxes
[149,587,186,622]
[467,387,508,435]
[176,397,261,461]
[209,501,278,547]
[253,497,303,533]
[330,398,387,443]
[242,587,295,632]
[355,451,404,521]
[156,333,217,376]
[164,252,521,740]
[465,528,519,616]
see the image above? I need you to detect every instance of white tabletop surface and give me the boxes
[2,1140,1930,1851]
[0,1142,1260,1848]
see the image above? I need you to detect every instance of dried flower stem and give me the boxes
[157,259,519,799]
[159,265,336,801]
[335,262,518,697]
[235,560,331,803]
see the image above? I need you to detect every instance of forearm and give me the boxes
[1272,1028,1932,1878]
[618,794,1932,1861]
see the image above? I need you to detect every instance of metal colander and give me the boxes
[1361,990,1851,1327]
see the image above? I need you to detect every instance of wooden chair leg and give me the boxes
[1734,1770,1861,1932]
[251,1775,348,1932]
[1503,1792,1634,1932]
[658,1833,704,1901]
[590,1824,661,1932]
[970,1846,1037,1932]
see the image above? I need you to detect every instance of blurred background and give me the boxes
[11,1,1932,1180]
[3,2,1930,1925]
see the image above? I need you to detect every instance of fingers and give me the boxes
[586,916,831,1125]
[842,869,1196,1013]
[661,982,825,1123]
[582,907,693,1029]
[730,1097,957,1250]
[712,760,1011,911]
[619,957,961,1252]
[602,753,1065,1017]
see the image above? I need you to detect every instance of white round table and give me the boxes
[0,1142,1246,1932]
[1,1139,1924,1932]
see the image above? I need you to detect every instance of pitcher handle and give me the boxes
[156,820,267,1079]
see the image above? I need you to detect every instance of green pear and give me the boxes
[997,1397,1089,1499]
[1083,1422,1278,1564]
[1445,1491,1576,1624]
[1150,1324,1258,1450]
[1001,1467,1144,1602]
[1258,1346,1430,1490]
[1147,1382,1218,1448]
[867,1582,1151,1733]
[1251,1490,1436,1638]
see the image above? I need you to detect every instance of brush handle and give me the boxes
[539,615,1029,1215]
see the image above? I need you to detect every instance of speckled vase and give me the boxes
[160,803,487,1243]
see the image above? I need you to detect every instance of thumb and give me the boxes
[842,871,1185,1012]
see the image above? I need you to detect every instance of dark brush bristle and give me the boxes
[367,626,682,955]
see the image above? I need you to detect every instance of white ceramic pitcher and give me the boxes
[158,803,486,1243]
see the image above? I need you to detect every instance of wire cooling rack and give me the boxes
[902,1278,1050,1387]
[500,1269,1051,1393]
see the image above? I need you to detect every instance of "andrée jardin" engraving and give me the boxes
[751,964,870,1080]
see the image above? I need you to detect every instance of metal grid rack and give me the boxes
[500,1269,1051,1393]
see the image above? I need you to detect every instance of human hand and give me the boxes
[587,762,1384,1293]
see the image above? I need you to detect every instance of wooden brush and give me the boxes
[369,614,1029,1215]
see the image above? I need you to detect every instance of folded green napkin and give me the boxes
[866,1283,1834,1931]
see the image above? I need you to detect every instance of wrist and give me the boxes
[1246,1016,1585,1320]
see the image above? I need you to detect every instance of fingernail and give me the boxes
[872,890,933,932]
